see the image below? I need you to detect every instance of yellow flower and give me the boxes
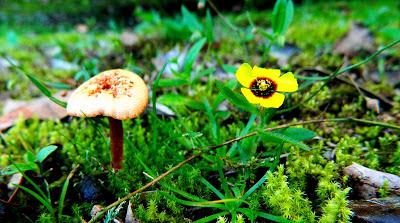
[236,63,298,108]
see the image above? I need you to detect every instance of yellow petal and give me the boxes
[241,88,260,104]
[276,72,298,92]
[252,66,280,81]
[236,63,253,87]
[259,92,285,108]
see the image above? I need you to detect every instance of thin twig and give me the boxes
[87,117,399,222]
[296,67,393,107]
[8,175,24,203]
[206,0,239,32]
[205,0,250,60]
[278,39,400,114]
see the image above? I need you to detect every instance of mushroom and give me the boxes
[67,69,148,170]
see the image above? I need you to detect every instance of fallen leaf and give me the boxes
[50,59,78,71]
[270,43,300,67]
[0,57,18,71]
[147,102,176,117]
[365,96,380,113]
[151,45,188,78]
[121,31,139,48]
[7,173,22,190]
[0,91,72,132]
[334,23,375,55]
[75,24,89,33]
[90,204,103,218]
[125,201,140,223]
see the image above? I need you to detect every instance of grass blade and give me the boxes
[58,164,79,221]
[203,99,220,143]
[18,184,53,213]
[11,160,48,199]
[152,62,168,150]
[200,177,225,199]
[241,171,270,201]
[259,131,310,151]
[205,9,214,45]
[160,191,225,208]
[25,73,68,108]
[216,82,258,114]
[193,211,229,223]
[183,38,207,75]
[255,210,294,223]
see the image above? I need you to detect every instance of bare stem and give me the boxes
[109,117,123,170]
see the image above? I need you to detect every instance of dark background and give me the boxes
[0,0,321,25]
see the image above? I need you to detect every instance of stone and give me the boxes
[350,197,400,223]
[344,163,400,199]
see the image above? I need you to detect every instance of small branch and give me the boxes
[206,0,239,32]
[296,67,393,107]
[7,174,24,203]
[87,117,399,222]
[278,39,400,114]
[88,154,198,223]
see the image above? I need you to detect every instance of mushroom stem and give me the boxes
[109,117,124,170]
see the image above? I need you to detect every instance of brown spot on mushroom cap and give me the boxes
[67,69,148,120]
[85,71,135,98]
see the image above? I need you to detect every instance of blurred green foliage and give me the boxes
[0,0,399,222]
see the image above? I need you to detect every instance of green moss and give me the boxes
[378,179,390,198]
[263,166,315,222]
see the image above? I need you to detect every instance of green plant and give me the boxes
[5,163,79,222]
[1,145,58,175]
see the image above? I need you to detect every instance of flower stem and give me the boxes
[109,117,123,170]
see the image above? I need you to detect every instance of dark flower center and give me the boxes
[250,77,276,98]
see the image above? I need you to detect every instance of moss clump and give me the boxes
[319,188,352,223]
[263,165,316,222]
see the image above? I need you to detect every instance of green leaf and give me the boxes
[203,100,220,143]
[158,78,189,87]
[212,79,236,110]
[216,82,258,114]
[193,67,215,83]
[260,131,310,151]
[25,151,36,163]
[152,62,168,151]
[221,64,237,74]
[18,184,54,213]
[11,162,49,200]
[25,73,68,108]
[205,9,214,44]
[183,38,207,75]
[278,127,316,141]
[1,163,37,176]
[58,165,79,221]
[200,178,225,199]
[158,93,189,107]
[241,171,270,201]
[44,81,72,90]
[181,6,202,32]
[272,0,294,36]
[160,192,225,209]
[36,145,58,163]
[254,210,294,223]
[228,113,257,157]
[193,211,229,223]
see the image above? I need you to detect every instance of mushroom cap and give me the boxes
[67,69,148,120]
